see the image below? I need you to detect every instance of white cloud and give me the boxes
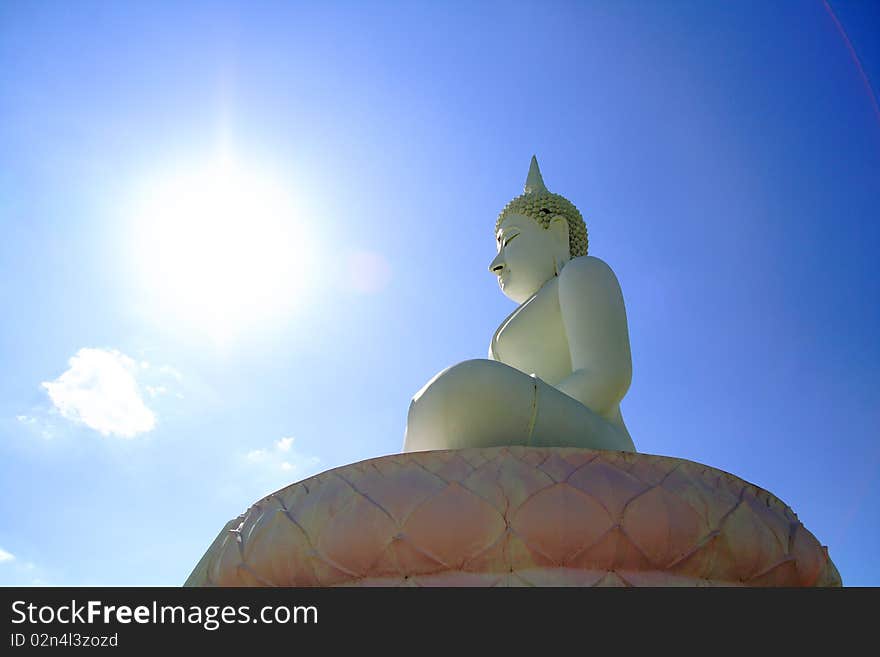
[41,348,156,438]
[241,436,320,491]
[16,414,54,439]
[145,385,167,398]
[158,365,183,381]
[0,550,53,585]
[246,449,268,462]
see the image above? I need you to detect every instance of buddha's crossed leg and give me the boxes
[403,359,635,453]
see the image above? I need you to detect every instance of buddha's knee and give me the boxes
[405,359,534,451]
[412,359,499,403]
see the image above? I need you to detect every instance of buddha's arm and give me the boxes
[555,256,632,418]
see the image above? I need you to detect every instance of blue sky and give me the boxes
[1,1,877,586]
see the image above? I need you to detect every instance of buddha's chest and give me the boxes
[490,280,572,384]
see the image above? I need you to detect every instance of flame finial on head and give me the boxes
[524,155,548,194]
[496,155,589,258]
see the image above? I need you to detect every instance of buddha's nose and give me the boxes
[489,253,505,276]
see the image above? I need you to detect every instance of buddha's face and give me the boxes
[489,212,569,304]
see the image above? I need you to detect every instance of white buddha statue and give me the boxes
[403,156,635,453]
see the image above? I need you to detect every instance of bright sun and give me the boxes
[130,157,315,342]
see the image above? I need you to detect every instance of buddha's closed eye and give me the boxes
[501,233,519,249]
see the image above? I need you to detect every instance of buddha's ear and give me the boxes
[548,215,570,253]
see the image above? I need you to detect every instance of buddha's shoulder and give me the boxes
[558,255,622,290]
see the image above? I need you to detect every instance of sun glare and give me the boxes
[130,158,316,342]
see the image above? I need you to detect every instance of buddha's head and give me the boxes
[489,156,588,303]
